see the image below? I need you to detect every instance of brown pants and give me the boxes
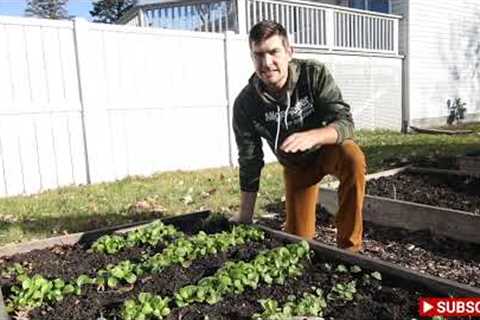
[283,140,366,251]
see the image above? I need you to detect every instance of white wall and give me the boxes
[406,0,480,125]
[0,15,402,197]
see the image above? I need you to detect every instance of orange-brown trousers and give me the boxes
[283,140,366,252]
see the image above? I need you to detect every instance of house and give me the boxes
[119,0,480,129]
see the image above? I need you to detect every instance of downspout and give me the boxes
[401,0,410,133]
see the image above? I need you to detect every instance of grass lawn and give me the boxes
[0,125,479,246]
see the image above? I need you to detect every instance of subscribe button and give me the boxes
[419,297,480,317]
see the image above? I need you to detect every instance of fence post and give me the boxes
[224,31,235,167]
[236,0,247,34]
[325,8,334,50]
[72,18,92,184]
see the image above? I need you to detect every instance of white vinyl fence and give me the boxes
[0,15,402,198]
[0,17,87,196]
[0,16,239,197]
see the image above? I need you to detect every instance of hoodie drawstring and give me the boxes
[274,105,281,152]
[284,93,291,130]
[274,93,291,152]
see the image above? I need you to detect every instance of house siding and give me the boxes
[408,0,480,125]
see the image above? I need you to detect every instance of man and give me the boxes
[231,20,366,252]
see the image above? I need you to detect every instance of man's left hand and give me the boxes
[280,127,339,153]
[280,130,322,153]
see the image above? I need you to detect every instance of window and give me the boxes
[350,0,366,10]
[349,0,390,14]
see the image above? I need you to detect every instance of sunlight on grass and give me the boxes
[0,127,479,246]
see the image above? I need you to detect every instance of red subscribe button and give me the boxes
[419,297,480,317]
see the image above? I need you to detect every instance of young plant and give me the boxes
[291,291,327,316]
[6,275,75,311]
[327,280,357,302]
[0,262,27,280]
[121,293,171,320]
[96,260,138,289]
[253,299,284,319]
[253,289,326,319]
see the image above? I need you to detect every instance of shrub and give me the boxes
[446,97,467,125]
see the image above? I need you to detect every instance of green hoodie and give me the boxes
[233,58,354,192]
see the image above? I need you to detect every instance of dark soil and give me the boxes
[366,171,480,214]
[1,215,472,320]
[29,240,277,320]
[166,258,421,320]
[258,205,480,288]
[0,244,150,287]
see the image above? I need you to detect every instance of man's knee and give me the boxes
[340,140,366,174]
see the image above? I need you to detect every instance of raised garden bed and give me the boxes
[1,211,479,320]
[258,207,480,289]
[319,167,480,245]
[457,151,480,174]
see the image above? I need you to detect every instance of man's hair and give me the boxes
[249,20,289,47]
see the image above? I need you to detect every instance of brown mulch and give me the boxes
[258,205,480,288]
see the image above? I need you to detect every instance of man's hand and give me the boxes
[229,191,257,225]
[280,126,338,153]
[229,213,253,224]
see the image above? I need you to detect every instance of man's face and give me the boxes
[250,35,293,92]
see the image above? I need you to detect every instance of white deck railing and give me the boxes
[121,0,237,32]
[120,0,401,54]
[244,0,400,54]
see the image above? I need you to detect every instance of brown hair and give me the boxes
[248,20,289,47]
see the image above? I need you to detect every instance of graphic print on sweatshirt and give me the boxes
[264,96,314,129]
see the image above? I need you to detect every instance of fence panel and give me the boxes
[0,17,87,197]
[78,24,231,183]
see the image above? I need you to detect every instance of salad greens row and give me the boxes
[6,225,265,312]
[121,241,310,320]
[90,220,184,255]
